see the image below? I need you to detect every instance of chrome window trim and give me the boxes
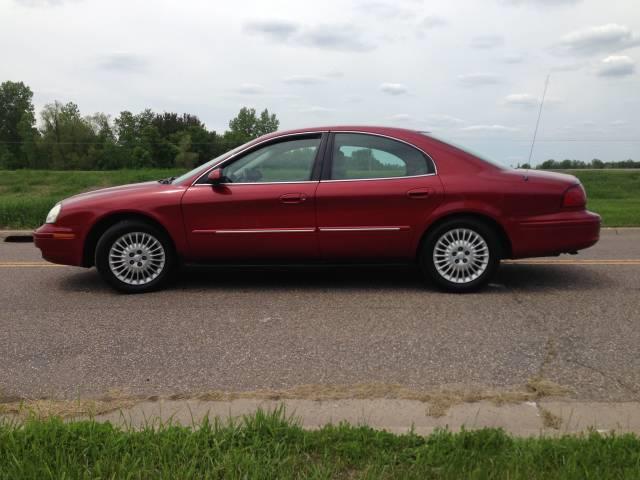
[192,227,408,235]
[194,228,316,234]
[190,180,318,187]
[324,130,439,181]
[190,129,439,187]
[318,226,407,232]
[191,131,328,186]
[320,173,436,183]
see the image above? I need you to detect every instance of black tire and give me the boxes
[419,217,500,293]
[95,220,176,293]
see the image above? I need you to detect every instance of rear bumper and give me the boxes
[33,224,84,266]
[510,210,601,258]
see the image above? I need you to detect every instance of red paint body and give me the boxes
[34,126,600,267]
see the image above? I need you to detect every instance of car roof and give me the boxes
[262,125,427,138]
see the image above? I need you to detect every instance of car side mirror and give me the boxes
[208,168,223,185]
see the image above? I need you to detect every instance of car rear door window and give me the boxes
[329,133,433,180]
[222,137,321,183]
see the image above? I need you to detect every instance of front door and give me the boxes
[181,133,324,261]
[316,132,443,260]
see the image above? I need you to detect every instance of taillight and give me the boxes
[562,184,586,208]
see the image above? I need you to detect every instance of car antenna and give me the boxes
[526,73,551,172]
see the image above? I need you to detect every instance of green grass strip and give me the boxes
[0,169,639,228]
[1,408,640,479]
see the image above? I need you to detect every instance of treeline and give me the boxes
[0,80,279,170]
[535,159,640,169]
[516,159,640,170]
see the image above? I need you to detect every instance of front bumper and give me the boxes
[510,210,601,258]
[33,224,84,266]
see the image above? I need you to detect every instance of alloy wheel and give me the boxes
[433,228,490,284]
[108,232,166,285]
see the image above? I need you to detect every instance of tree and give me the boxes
[228,107,279,143]
[256,108,279,137]
[39,101,97,169]
[0,82,286,170]
[0,81,37,168]
[174,133,198,168]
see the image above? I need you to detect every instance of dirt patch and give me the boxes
[0,390,137,419]
[539,407,563,429]
[1,379,573,420]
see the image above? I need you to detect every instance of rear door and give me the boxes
[316,132,443,260]
[181,133,326,261]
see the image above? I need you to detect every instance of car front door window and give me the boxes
[222,137,321,183]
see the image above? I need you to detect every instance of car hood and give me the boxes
[62,181,165,206]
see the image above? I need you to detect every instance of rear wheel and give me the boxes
[420,217,500,292]
[95,220,175,293]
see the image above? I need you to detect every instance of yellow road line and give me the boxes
[0,262,65,267]
[504,259,640,265]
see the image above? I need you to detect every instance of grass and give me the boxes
[560,170,640,227]
[0,169,182,229]
[0,169,638,228]
[1,409,640,479]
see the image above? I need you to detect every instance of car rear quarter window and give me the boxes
[329,133,434,180]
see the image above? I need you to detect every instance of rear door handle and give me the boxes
[407,188,431,199]
[280,193,307,204]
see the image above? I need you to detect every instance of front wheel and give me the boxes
[95,220,175,293]
[419,218,500,292]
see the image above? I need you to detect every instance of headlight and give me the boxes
[46,203,62,224]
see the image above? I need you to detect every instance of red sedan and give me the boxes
[34,126,600,293]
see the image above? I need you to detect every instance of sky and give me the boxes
[1,0,639,165]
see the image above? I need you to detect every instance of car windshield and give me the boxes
[171,142,251,185]
[421,132,511,170]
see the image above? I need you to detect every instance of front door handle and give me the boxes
[407,188,431,199]
[280,193,307,204]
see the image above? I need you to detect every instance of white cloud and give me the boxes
[471,35,504,49]
[557,24,640,55]
[98,53,147,73]
[379,82,408,95]
[550,61,587,72]
[14,0,79,6]
[461,125,519,132]
[457,73,501,86]
[424,114,465,127]
[299,25,374,52]
[244,20,298,41]
[421,15,448,29]
[236,83,265,95]
[299,106,334,113]
[502,0,581,5]
[390,113,412,121]
[355,1,412,19]
[245,20,374,52]
[596,55,635,77]
[504,93,539,107]
[610,120,628,127]
[502,53,525,64]
[283,75,327,85]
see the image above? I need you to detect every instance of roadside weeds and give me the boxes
[1,377,573,420]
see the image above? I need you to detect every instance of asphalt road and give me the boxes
[1,229,639,402]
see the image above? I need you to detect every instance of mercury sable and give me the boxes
[34,126,601,293]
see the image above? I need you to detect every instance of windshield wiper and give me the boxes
[158,176,176,184]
